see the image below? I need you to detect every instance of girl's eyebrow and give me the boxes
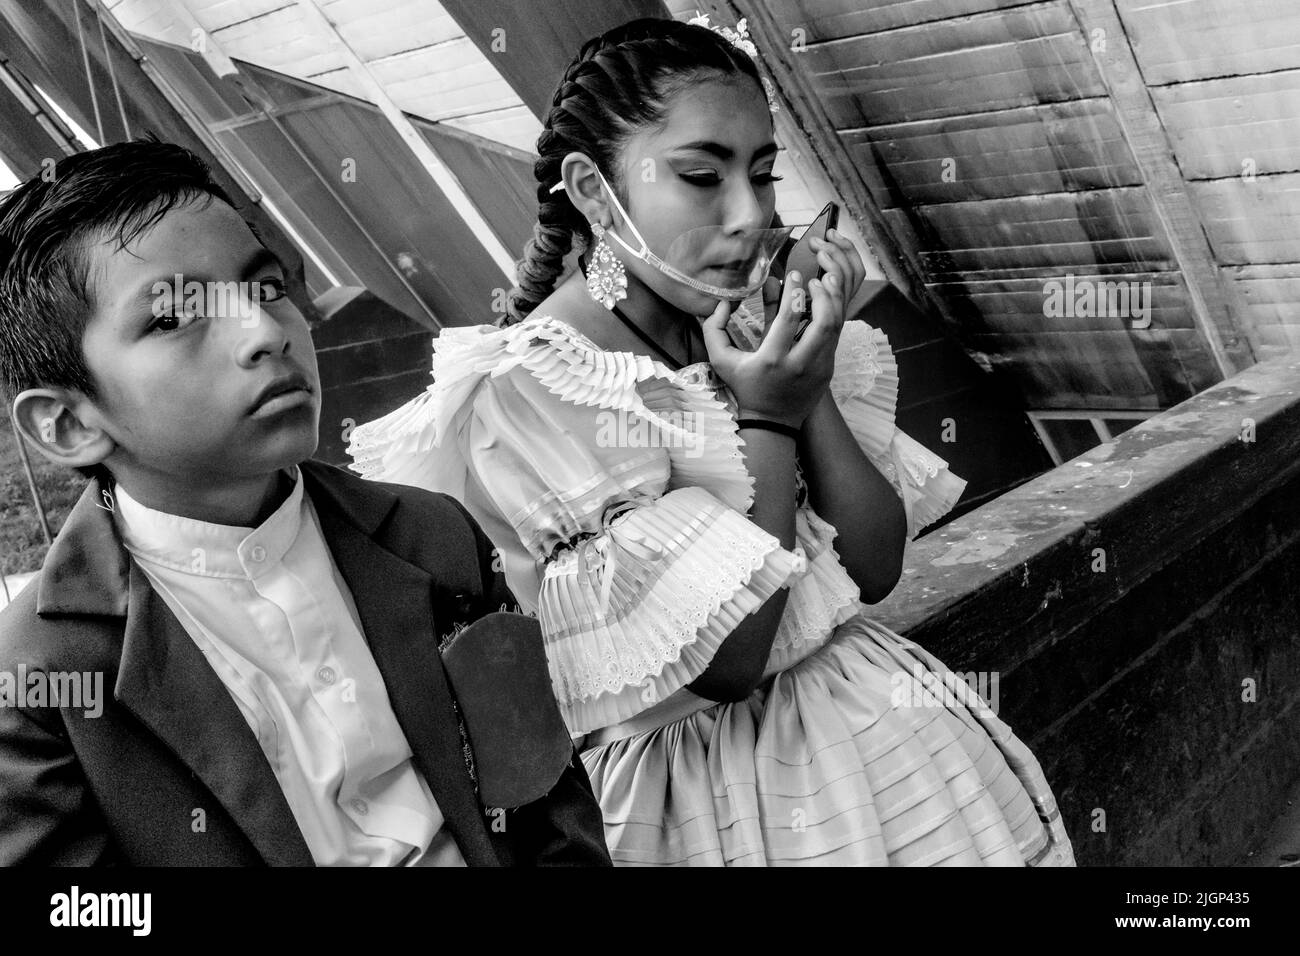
[671,140,778,162]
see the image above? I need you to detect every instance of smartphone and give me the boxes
[770,202,839,337]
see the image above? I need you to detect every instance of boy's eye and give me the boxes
[149,306,201,333]
[254,277,286,303]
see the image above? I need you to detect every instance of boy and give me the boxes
[0,139,610,866]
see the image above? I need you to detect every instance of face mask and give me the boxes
[592,166,795,300]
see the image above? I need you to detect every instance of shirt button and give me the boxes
[316,666,336,685]
[250,545,267,563]
[351,798,368,816]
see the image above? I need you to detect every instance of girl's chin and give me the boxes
[631,270,732,317]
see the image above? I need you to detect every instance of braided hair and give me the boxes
[503,17,766,325]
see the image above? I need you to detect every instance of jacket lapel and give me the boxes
[114,561,315,866]
[303,463,499,867]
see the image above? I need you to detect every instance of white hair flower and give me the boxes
[688,11,776,112]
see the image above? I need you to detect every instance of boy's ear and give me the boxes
[11,388,115,469]
[560,152,609,228]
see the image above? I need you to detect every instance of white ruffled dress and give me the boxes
[347,310,1075,867]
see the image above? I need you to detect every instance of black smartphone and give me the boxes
[769,202,839,337]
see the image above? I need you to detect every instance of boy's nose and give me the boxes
[234,306,291,366]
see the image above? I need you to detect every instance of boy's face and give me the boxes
[80,196,320,484]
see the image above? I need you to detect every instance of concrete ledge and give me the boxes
[868,354,1300,864]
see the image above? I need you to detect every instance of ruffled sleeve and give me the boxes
[830,322,967,538]
[346,318,803,734]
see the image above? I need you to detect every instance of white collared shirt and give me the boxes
[112,467,466,867]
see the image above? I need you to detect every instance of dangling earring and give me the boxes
[586,222,628,310]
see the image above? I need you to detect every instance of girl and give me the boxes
[348,17,1074,866]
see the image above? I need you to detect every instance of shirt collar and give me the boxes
[113,467,305,579]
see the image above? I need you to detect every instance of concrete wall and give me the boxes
[870,353,1300,865]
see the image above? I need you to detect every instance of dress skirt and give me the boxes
[581,613,1076,867]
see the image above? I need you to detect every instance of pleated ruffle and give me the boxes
[541,485,803,733]
[347,317,758,517]
[830,321,967,539]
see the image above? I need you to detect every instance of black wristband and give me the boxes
[735,417,801,440]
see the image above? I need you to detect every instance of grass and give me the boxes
[1,415,85,576]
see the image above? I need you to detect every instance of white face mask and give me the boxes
[591,166,794,300]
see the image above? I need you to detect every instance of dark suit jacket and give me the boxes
[0,460,610,866]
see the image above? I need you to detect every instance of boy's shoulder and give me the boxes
[301,459,506,613]
[303,459,485,555]
[0,573,117,682]
[0,580,41,659]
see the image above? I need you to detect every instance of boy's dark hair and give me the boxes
[0,136,234,404]
[504,17,767,324]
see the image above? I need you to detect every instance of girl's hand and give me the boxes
[701,270,845,428]
[808,228,866,322]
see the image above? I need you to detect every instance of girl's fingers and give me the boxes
[701,298,738,361]
[761,270,803,357]
[822,229,866,301]
[816,243,854,297]
[791,277,842,361]
[832,229,867,299]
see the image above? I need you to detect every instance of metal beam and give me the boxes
[1064,0,1254,380]
[290,0,516,280]
[0,53,81,167]
[136,0,446,327]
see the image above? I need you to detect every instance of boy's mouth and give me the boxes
[249,371,314,417]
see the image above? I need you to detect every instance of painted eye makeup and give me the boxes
[679,171,784,187]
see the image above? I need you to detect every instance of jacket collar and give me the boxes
[37,461,399,618]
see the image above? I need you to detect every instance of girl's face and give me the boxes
[611,74,780,317]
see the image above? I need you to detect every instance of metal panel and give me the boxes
[1154,71,1300,180]
[772,0,1039,39]
[1190,173,1300,266]
[437,0,665,120]
[806,2,1104,128]
[1116,0,1300,86]
[845,99,1141,207]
